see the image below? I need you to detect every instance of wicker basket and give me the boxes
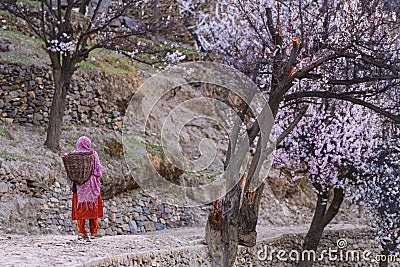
[62,152,94,185]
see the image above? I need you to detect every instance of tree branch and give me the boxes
[284,91,400,123]
[303,73,400,86]
[276,105,308,145]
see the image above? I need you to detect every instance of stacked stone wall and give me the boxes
[0,61,140,129]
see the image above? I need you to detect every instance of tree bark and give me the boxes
[379,242,396,267]
[153,0,160,42]
[205,77,276,266]
[79,0,91,14]
[379,249,389,267]
[206,178,242,267]
[298,186,344,267]
[45,68,70,151]
[239,183,265,247]
[205,182,266,266]
[205,217,223,267]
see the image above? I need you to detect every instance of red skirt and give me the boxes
[71,193,103,220]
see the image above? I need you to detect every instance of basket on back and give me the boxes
[62,152,94,185]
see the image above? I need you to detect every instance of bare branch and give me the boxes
[276,105,308,145]
[284,91,400,123]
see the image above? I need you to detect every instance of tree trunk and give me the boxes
[79,0,91,14]
[206,179,242,267]
[206,181,266,266]
[205,216,223,267]
[379,249,389,267]
[205,83,275,266]
[298,192,327,267]
[45,69,69,151]
[298,186,344,267]
[239,183,265,247]
[153,0,160,42]
[379,242,396,267]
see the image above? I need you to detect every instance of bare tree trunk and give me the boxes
[379,249,389,267]
[45,69,69,151]
[205,216,223,267]
[206,182,266,266]
[298,186,344,267]
[206,179,242,267]
[153,0,160,42]
[298,192,327,267]
[379,242,396,267]
[239,183,264,247]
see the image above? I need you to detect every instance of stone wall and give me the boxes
[38,179,205,236]
[0,61,140,129]
[79,228,394,267]
[0,166,206,235]
[239,228,382,266]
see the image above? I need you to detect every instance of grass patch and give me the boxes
[9,140,17,147]
[132,35,203,57]
[0,29,44,44]
[0,25,201,76]
[76,49,137,75]
[0,30,137,74]
[185,171,218,182]
[125,139,165,152]
[124,138,181,162]
[1,150,41,163]
[2,151,17,161]
[2,54,28,63]
[0,127,14,141]
[144,142,164,151]
[16,0,41,5]
[76,61,98,70]
[0,127,9,138]
[208,173,217,182]
[0,29,48,65]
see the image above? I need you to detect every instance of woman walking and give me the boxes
[71,136,103,240]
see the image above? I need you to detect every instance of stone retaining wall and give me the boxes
[80,228,397,267]
[0,61,140,129]
[239,229,382,266]
[0,138,207,236]
[21,179,206,236]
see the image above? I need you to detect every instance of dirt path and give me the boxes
[0,224,368,267]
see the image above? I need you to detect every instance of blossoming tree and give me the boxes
[178,0,400,265]
[274,101,380,266]
[0,0,170,150]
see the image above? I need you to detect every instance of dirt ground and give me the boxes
[0,224,368,267]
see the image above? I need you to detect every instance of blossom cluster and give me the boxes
[178,0,399,91]
[352,133,400,252]
[47,39,74,55]
[273,101,379,190]
[165,50,186,63]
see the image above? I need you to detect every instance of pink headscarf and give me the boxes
[74,136,102,207]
